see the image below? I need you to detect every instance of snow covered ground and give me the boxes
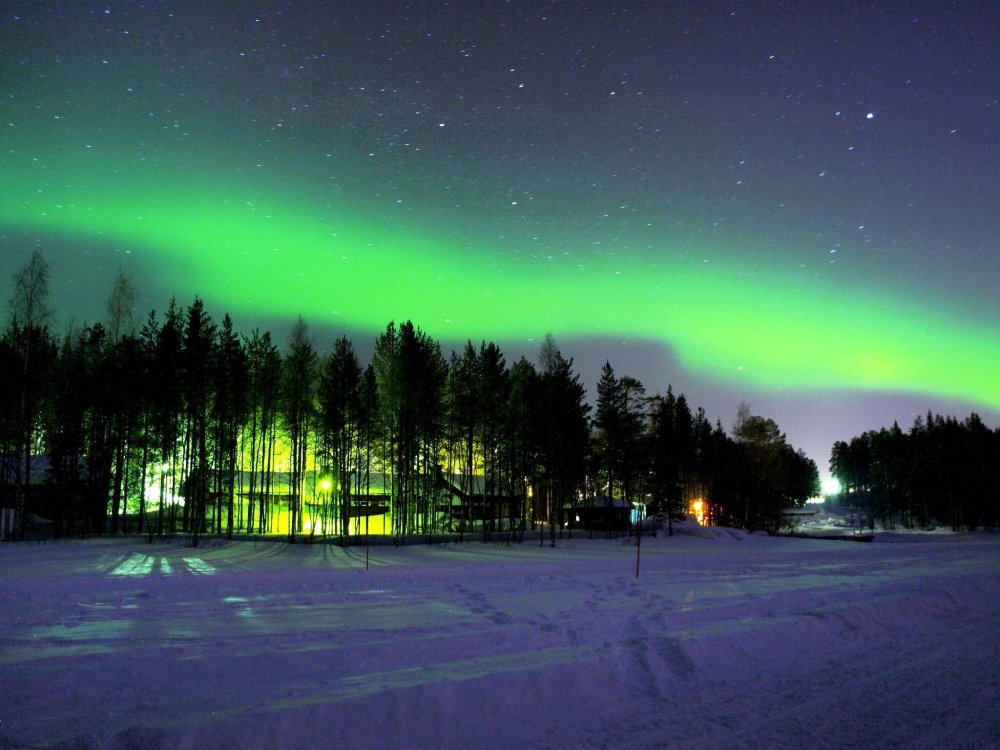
[2,530,998,749]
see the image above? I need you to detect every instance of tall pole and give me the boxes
[635,513,642,579]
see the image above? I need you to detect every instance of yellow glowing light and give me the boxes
[690,499,706,526]
[303,518,330,535]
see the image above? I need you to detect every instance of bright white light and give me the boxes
[822,477,842,496]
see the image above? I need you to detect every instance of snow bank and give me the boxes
[670,518,749,541]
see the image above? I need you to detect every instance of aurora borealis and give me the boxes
[3,2,999,474]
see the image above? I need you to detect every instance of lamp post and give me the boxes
[319,477,332,538]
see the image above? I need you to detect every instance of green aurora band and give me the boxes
[3,154,999,412]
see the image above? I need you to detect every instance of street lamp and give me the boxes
[318,476,333,536]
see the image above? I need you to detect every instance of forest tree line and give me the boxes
[830,413,1000,531]
[1,250,824,541]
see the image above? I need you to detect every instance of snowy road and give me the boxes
[1,534,998,749]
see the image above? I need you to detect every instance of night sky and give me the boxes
[3,2,999,485]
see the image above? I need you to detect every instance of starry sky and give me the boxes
[2,1,999,485]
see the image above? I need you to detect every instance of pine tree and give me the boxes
[536,335,590,546]
[373,321,446,538]
[244,330,282,534]
[281,317,316,538]
[153,300,184,536]
[478,341,509,539]
[182,298,216,546]
[593,361,623,505]
[211,314,247,538]
[44,330,89,536]
[6,249,54,540]
[505,357,539,542]
[318,335,362,536]
[135,310,160,537]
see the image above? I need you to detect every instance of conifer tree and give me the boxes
[282,317,316,538]
[318,335,362,536]
[5,250,54,540]
[183,298,215,546]
[211,314,247,538]
[536,335,590,546]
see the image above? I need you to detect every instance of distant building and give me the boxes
[568,495,633,532]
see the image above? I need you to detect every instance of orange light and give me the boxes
[690,499,706,525]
